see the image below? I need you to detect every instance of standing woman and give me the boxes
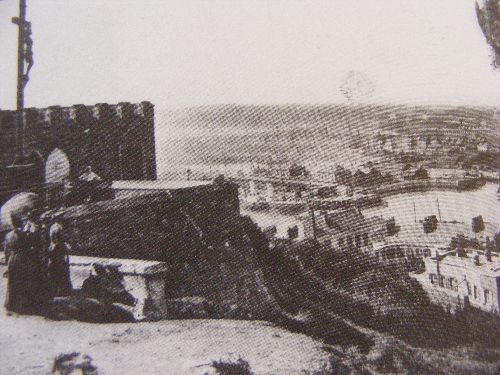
[23,210,48,306]
[47,222,72,298]
[4,213,39,314]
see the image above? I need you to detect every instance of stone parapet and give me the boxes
[69,255,168,321]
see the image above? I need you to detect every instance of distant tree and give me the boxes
[402,163,413,171]
[423,215,438,234]
[367,167,384,184]
[287,225,299,240]
[386,217,400,236]
[353,169,367,187]
[289,163,309,178]
[472,215,485,234]
[426,135,432,147]
[384,172,394,183]
[410,137,417,149]
[413,167,429,180]
[317,186,337,198]
[476,0,500,68]
[334,165,353,186]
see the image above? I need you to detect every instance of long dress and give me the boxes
[4,229,41,314]
[47,241,72,298]
[23,222,49,307]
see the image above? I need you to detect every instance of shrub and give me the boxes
[211,357,253,375]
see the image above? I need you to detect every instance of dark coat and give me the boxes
[4,229,45,313]
[47,241,72,298]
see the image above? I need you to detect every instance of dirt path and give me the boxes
[0,266,330,375]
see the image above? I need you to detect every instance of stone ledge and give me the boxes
[69,255,168,321]
[69,255,168,276]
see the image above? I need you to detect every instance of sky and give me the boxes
[0,0,499,110]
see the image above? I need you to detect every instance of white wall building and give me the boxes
[413,250,500,315]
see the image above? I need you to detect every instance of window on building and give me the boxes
[439,276,444,287]
[424,248,431,257]
[416,249,421,256]
[466,282,471,296]
[355,234,361,248]
[430,273,437,284]
[474,285,478,300]
[484,289,491,304]
[447,278,458,291]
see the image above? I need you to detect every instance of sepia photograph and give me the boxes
[0,0,499,374]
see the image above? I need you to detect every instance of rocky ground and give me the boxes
[0,267,331,375]
[1,261,499,375]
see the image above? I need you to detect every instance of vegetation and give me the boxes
[476,0,500,67]
[210,357,253,375]
[449,234,482,250]
[423,215,438,234]
[472,215,485,234]
[386,217,400,236]
[260,236,500,356]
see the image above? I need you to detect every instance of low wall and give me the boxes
[40,182,279,320]
[69,255,168,320]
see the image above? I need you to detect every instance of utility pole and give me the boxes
[436,197,442,222]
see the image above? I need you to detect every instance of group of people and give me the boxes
[4,210,72,315]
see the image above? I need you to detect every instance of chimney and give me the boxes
[472,254,480,266]
[485,248,492,262]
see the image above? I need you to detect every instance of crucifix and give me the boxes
[11,0,33,160]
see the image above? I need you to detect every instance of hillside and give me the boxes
[155,103,500,171]
[1,267,498,375]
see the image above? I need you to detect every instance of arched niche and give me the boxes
[45,148,71,184]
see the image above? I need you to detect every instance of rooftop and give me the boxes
[112,180,212,191]
[427,252,500,278]
[380,222,498,248]
[69,255,168,275]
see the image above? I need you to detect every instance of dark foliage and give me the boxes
[472,215,485,233]
[423,215,438,234]
[211,358,253,375]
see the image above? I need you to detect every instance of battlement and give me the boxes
[0,101,157,184]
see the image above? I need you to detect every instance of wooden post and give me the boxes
[14,0,27,158]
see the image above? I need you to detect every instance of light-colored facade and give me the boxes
[413,251,500,315]
[371,241,433,272]
[301,208,387,251]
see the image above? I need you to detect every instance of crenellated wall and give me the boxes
[0,101,157,184]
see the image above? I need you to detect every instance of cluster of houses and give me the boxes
[412,249,500,315]
[362,130,498,156]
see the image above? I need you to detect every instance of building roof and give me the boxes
[69,255,168,275]
[323,208,368,233]
[426,253,500,278]
[382,221,498,248]
[112,180,211,191]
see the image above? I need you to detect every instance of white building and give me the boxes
[413,250,500,315]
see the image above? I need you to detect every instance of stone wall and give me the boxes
[0,101,156,185]
[41,181,280,319]
[43,182,241,261]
